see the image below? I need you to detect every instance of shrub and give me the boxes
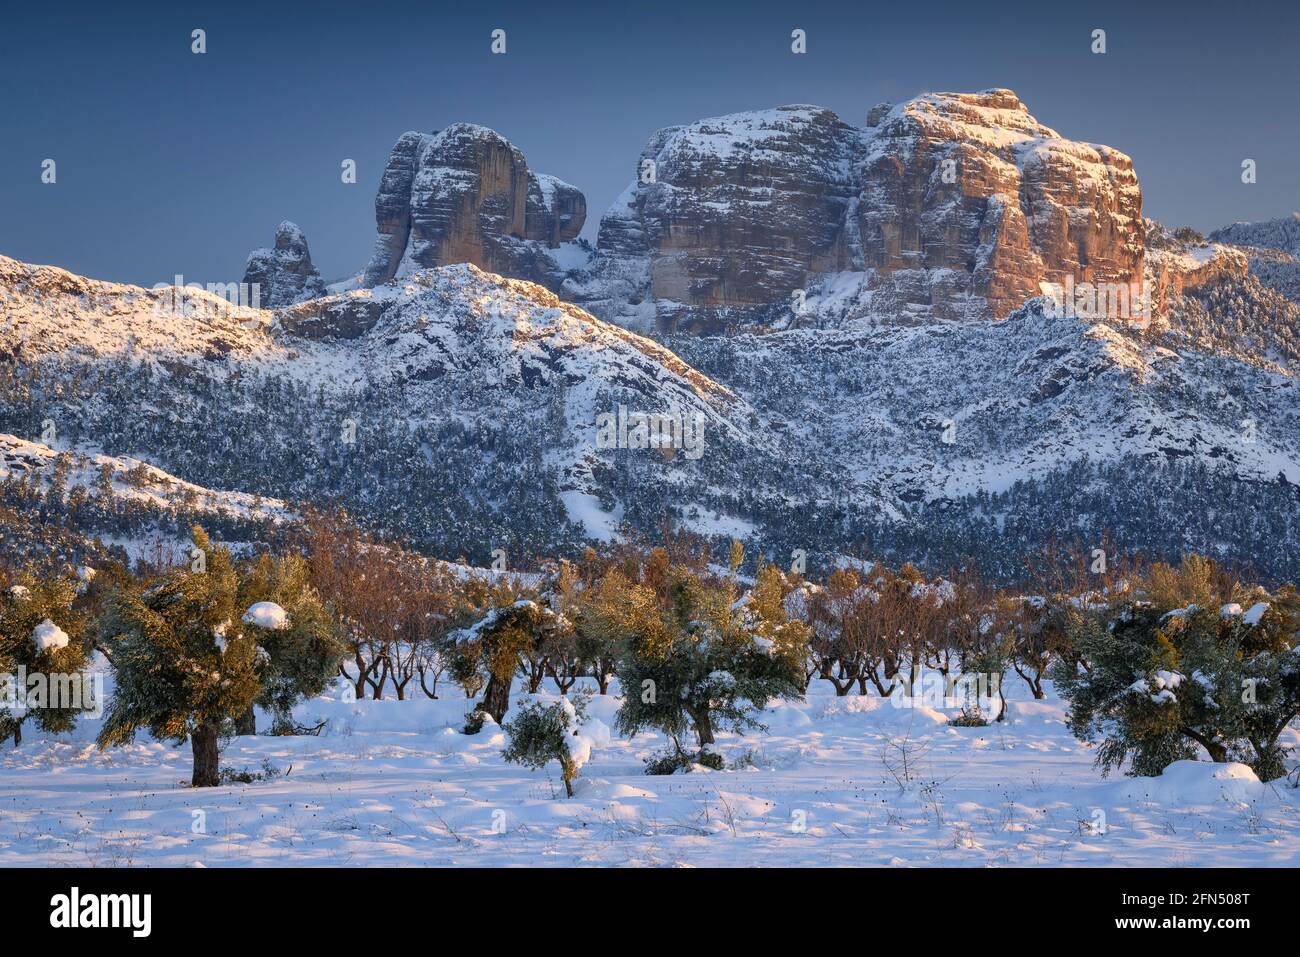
[0,574,90,746]
[501,691,600,797]
[615,561,808,752]
[97,527,344,786]
[1052,556,1300,780]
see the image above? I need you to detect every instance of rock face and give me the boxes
[361,124,585,292]
[852,90,1144,322]
[571,89,1147,333]
[242,222,325,308]
[566,106,861,333]
[1144,220,1249,315]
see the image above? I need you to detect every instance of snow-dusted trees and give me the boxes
[236,553,346,733]
[613,550,808,762]
[0,574,90,746]
[501,690,609,797]
[97,527,341,786]
[98,528,257,786]
[1052,555,1300,780]
[449,591,572,725]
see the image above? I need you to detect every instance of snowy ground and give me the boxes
[2,678,1298,867]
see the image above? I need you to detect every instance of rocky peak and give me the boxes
[567,105,862,333]
[361,124,585,291]
[571,88,1146,333]
[242,221,325,308]
[854,88,1144,321]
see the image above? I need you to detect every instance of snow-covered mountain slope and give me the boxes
[0,428,295,571]
[3,250,1299,579]
[1210,213,1300,257]
[0,432,291,524]
[0,255,774,559]
[1203,214,1300,306]
[676,297,1300,502]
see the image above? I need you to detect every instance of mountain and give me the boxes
[568,90,1145,334]
[358,124,587,293]
[0,254,774,562]
[336,90,1146,335]
[4,237,1300,579]
[565,104,862,333]
[1210,213,1300,257]
[1206,213,1300,304]
[0,429,291,571]
[4,90,1300,581]
[242,221,325,308]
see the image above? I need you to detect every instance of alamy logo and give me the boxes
[1040,275,1151,325]
[595,404,705,460]
[0,668,103,718]
[49,887,151,937]
[152,275,261,316]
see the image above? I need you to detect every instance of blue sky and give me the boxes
[2,0,1296,286]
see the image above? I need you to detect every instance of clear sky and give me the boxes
[2,0,1297,287]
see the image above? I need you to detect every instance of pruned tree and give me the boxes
[0,574,90,746]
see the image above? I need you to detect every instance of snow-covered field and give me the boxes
[3,679,1298,868]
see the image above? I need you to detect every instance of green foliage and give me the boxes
[1051,556,1300,780]
[614,561,808,752]
[219,758,284,785]
[501,692,590,797]
[97,527,345,783]
[97,528,259,750]
[238,552,345,724]
[462,709,488,735]
[643,746,724,775]
[0,573,90,744]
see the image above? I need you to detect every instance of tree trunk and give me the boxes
[693,709,714,746]
[235,707,256,736]
[191,722,220,787]
[11,720,21,747]
[478,672,511,723]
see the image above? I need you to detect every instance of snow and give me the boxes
[1100,761,1267,805]
[2,673,1296,867]
[560,490,622,542]
[1243,602,1270,626]
[242,602,289,630]
[31,619,70,652]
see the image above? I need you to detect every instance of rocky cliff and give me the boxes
[570,89,1147,333]
[566,106,861,333]
[242,221,325,308]
[360,124,585,292]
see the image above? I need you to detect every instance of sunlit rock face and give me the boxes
[852,89,1144,322]
[571,89,1147,333]
[361,124,585,293]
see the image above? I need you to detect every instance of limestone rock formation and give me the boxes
[566,106,861,333]
[571,89,1147,333]
[242,221,325,308]
[361,124,585,292]
[1144,220,1248,316]
[851,89,1144,322]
